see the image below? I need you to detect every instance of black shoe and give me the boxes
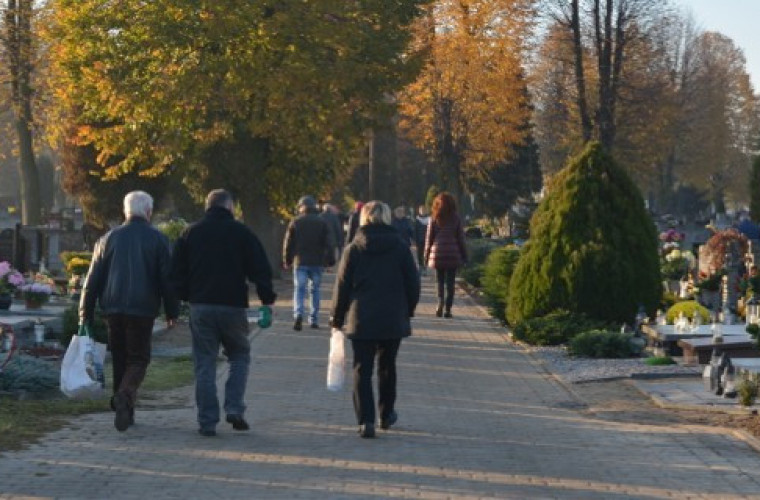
[310,323,319,329]
[226,414,250,431]
[435,304,443,317]
[113,393,131,432]
[198,428,216,437]
[444,311,453,318]
[358,423,376,438]
[293,316,303,331]
[380,411,398,430]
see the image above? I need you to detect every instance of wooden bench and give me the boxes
[677,334,760,365]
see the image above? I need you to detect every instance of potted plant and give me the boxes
[19,275,55,310]
[0,261,24,310]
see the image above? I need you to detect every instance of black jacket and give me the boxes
[330,224,420,340]
[170,207,276,307]
[391,216,414,247]
[283,209,335,267]
[80,217,179,323]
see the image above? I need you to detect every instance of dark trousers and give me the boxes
[106,314,155,408]
[415,243,425,269]
[435,268,457,310]
[351,338,402,425]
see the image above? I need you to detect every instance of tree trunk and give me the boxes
[5,0,40,225]
[241,193,284,281]
[571,0,593,143]
[15,114,41,226]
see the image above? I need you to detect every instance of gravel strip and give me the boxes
[529,346,701,383]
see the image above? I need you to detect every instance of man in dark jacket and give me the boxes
[171,189,276,436]
[80,190,179,432]
[320,203,344,263]
[283,195,335,330]
[330,201,420,438]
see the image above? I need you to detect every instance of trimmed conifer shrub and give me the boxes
[481,245,521,323]
[506,142,661,325]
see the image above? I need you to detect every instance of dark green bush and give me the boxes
[510,310,609,346]
[0,355,60,393]
[481,245,521,323]
[507,142,661,325]
[61,305,109,347]
[460,239,502,287]
[568,330,637,358]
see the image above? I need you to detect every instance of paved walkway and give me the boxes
[3,275,760,499]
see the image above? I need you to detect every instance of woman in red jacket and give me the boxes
[424,192,468,318]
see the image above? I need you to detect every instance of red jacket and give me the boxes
[424,215,468,269]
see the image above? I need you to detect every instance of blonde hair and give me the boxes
[360,201,391,226]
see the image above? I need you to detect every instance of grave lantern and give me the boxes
[746,295,760,325]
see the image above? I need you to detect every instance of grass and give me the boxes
[0,355,195,452]
[644,356,677,366]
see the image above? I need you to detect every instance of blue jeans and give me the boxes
[189,304,250,431]
[293,266,323,325]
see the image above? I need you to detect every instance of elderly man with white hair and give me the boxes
[80,190,179,432]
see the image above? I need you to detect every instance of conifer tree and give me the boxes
[507,142,661,324]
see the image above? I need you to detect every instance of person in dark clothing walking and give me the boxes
[424,192,468,318]
[391,206,414,248]
[171,189,276,436]
[320,203,344,263]
[344,201,364,245]
[413,205,430,272]
[283,195,335,330]
[80,190,179,432]
[331,201,420,438]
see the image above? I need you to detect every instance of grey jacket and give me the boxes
[80,217,179,323]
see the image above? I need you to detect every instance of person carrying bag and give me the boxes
[60,324,106,399]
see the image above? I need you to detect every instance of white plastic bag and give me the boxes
[326,328,346,391]
[60,326,107,399]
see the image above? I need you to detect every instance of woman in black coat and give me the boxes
[330,201,421,438]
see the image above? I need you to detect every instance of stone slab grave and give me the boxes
[678,334,760,364]
[642,323,747,357]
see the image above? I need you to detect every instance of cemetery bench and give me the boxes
[641,324,747,357]
[677,334,760,365]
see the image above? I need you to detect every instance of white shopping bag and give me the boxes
[326,328,346,392]
[60,326,107,399]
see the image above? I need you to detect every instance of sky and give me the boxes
[679,0,760,91]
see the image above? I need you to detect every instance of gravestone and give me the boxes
[0,229,13,263]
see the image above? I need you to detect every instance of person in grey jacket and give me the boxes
[80,190,179,432]
[330,201,420,438]
[283,195,335,330]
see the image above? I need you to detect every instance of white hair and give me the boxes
[123,191,154,219]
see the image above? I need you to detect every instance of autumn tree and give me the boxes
[46,1,427,260]
[1,0,40,224]
[540,0,665,152]
[398,0,536,206]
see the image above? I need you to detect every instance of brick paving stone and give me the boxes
[2,274,760,498]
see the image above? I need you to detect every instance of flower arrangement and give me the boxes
[659,229,685,243]
[700,228,749,272]
[20,274,55,305]
[65,257,91,277]
[696,270,724,292]
[660,249,694,280]
[0,261,25,296]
